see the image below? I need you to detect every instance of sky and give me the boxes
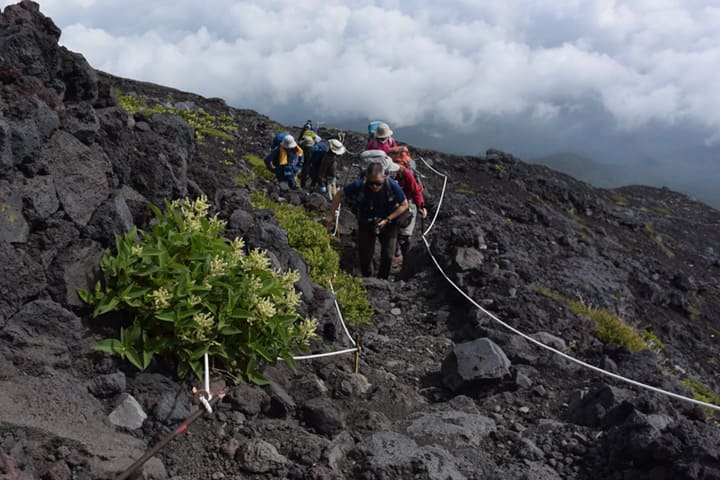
[3,0,719,204]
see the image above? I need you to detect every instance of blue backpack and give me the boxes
[368,121,383,138]
[272,131,290,149]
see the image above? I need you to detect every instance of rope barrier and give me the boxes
[278,277,359,362]
[418,156,720,412]
[329,279,357,347]
[290,347,359,361]
[331,206,341,238]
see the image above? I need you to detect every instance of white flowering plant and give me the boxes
[78,196,316,383]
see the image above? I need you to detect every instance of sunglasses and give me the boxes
[367,180,384,187]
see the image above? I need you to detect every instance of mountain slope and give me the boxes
[1,2,720,480]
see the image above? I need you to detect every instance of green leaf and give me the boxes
[125,347,144,370]
[154,311,176,322]
[77,288,93,305]
[253,344,274,362]
[91,338,122,354]
[93,297,120,317]
[142,349,153,369]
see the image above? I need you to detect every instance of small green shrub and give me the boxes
[245,154,275,181]
[641,330,665,349]
[534,286,563,301]
[116,90,146,115]
[612,194,630,206]
[79,196,316,383]
[682,377,720,415]
[536,286,648,352]
[251,192,373,325]
[568,299,648,352]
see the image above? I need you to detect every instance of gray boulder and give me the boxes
[302,397,347,437]
[85,193,134,246]
[1,299,82,368]
[60,102,100,145]
[353,432,466,480]
[43,130,111,226]
[88,372,126,398]
[47,239,103,307]
[22,175,59,223]
[0,242,46,323]
[454,246,484,271]
[0,178,29,243]
[154,390,191,425]
[407,410,496,448]
[108,394,147,430]
[442,338,512,392]
[7,96,60,169]
[227,383,271,416]
[567,383,635,427]
[530,331,567,351]
[237,439,287,474]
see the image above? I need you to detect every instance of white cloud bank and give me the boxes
[3,0,720,141]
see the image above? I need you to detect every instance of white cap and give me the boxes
[281,135,297,149]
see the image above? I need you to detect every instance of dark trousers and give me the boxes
[300,146,313,188]
[276,165,297,189]
[358,220,400,279]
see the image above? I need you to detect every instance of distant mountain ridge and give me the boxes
[531,152,720,207]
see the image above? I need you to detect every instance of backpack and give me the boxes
[272,131,289,149]
[368,121,383,138]
[345,179,412,228]
[408,160,424,193]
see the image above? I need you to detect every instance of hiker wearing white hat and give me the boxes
[366,122,397,153]
[264,134,303,189]
[309,138,348,199]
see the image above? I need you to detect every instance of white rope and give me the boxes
[328,279,357,346]
[331,205,341,238]
[419,157,720,412]
[278,271,359,362]
[417,156,448,237]
[290,348,359,361]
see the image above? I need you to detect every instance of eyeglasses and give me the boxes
[367,180,384,187]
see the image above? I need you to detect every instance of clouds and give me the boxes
[3,0,719,141]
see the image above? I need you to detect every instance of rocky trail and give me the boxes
[1,2,720,479]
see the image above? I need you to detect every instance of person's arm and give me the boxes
[377,199,408,229]
[264,149,276,171]
[325,189,345,226]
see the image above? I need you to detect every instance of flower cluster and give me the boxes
[297,318,318,347]
[149,287,172,309]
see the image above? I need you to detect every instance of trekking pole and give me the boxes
[114,391,225,480]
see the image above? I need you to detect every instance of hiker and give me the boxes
[299,119,319,139]
[312,138,347,199]
[325,161,409,279]
[298,134,316,189]
[264,134,303,189]
[366,122,397,153]
[388,145,428,259]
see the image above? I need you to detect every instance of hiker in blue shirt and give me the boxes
[326,161,409,279]
[264,134,303,189]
